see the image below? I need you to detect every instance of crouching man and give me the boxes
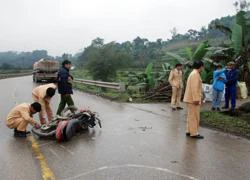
[6,102,41,137]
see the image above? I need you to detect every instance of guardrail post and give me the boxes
[119,83,126,92]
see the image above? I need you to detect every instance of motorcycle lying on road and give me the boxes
[31,106,102,141]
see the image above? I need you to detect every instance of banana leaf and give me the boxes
[183,68,192,82]
[192,41,209,61]
[236,11,247,38]
[185,47,193,60]
[231,23,242,56]
[157,71,169,82]
[162,62,172,71]
[243,12,250,46]
[201,70,208,82]
[145,62,153,76]
[165,52,187,64]
[203,57,214,64]
[145,63,155,88]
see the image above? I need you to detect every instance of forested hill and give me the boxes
[0,14,235,69]
[77,14,236,68]
[0,50,67,69]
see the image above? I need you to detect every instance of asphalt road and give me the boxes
[0,76,250,180]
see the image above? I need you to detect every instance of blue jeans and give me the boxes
[212,89,223,108]
[225,85,237,109]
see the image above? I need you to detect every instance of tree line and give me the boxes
[0,11,242,73]
[0,50,71,69]
[75,14,239,81]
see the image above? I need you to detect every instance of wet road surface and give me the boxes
[0,76,250,180]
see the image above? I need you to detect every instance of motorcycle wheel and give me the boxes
[31,127,56,137]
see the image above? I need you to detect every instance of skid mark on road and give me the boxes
[48,148,60,159]
[40,141,56,147]
[63,164,198,180]
[59,145,75,155]
[127,104,170,118]
[28,136,56,180]
[12,87,18,105]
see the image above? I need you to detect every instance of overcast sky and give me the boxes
[0,0,236,56]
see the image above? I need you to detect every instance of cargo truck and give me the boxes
[33,59,59,82]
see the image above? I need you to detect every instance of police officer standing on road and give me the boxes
[168,63,184,111]
[183,61,204,139]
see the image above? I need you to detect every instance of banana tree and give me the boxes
[211,10,250,66]
[166,41,209,63]
[144,62,155,88]
[155,62,172,85]
[211,10,250,86]
[165,41,212,83]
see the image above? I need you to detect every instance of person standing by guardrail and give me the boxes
[32,83,57,124]
[168,63,183,111]
[56,60,75,115]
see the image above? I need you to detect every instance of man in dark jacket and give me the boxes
[223,62,239,110]
[56,60,75,115]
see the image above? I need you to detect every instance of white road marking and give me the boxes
[63,164,198,180]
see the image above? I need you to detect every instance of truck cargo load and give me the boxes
[33,58,59,82]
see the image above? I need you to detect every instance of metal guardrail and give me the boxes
[0,72,32,79]
[0,73,126,92]
[74,78,126,92]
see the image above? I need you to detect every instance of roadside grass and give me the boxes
[71,68,146,102]
[201,111,250,139]
[73,82,131,102]
[71,69,92,79]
